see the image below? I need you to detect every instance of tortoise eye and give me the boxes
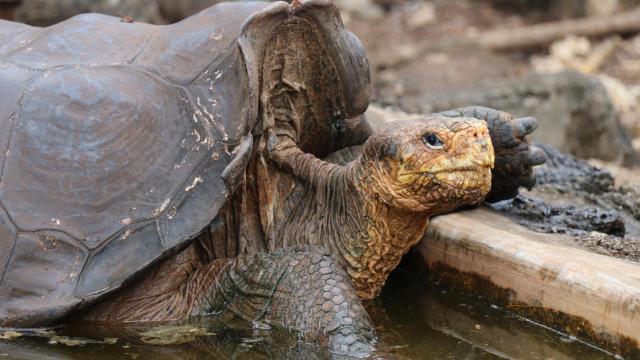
[423,133,444,149]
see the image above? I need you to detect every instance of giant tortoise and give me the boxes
[0,0,545,356]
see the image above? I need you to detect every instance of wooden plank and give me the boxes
[478,8,640,50]
[417,207,640,355]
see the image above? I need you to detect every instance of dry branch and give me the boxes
[478,7,640,50]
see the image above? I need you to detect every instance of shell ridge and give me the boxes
[0,28,46,58]
[155,146,230,246]
[0,199,90,256]
[0,28,30,50]
[127,28,160,65]
[187,41,238,86]
[11,228,88,251]
[234,1,294,148]
[121,63,186,90]
[0,202,18,287]
[0,72,41,182]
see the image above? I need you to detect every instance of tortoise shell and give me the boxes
[0,0,370,326]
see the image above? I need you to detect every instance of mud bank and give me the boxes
[491,142,640,262]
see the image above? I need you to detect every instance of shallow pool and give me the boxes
[0,260,616,359]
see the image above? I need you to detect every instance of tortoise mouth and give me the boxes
[399,164,490,177]
[431,165,491,174]
[259,17,346,159]
[432,167,492,191]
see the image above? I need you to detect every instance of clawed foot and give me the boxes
[439,106,547,202]
[196,247,376,358]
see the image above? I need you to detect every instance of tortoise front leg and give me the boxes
[194,247,376,356]
[438,106,547,202]
[87,244,376,356]
[344,114,374,147]
[266,114,371,185]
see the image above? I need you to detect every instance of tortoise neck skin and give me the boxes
[273,116,495,299]
[344,162,431,299]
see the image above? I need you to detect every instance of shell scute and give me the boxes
[76,223,162,298]
[6,14,155,69]
[0,232,87,326]
[0,66,197,248]
[0,205,17,285]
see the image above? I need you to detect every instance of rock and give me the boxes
[532,142,615,193]
[12,0,230,26]
[0,0,19,21]
[372,0,410,11]
[530,35,593,74]
[406,2,435,29]
[156,0,224,23]
[364,104,416,130]
[333,0,384,23]
[14,0,165,25]
[489,0,628,19]
[491,194,626,237]
[586,0,621,16]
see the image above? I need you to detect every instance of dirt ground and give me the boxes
[341,0,640,121]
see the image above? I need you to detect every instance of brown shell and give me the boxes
[0,1,370,326]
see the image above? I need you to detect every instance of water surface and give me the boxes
[0,263,616,359]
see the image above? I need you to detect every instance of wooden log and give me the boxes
[416,207,640,357]
[477,8,640,50]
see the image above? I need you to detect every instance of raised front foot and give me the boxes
[439,106,547,202]
[196,247,376,358]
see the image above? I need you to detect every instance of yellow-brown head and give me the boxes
[359,116,495,214]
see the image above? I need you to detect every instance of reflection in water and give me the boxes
[0,258,614,360]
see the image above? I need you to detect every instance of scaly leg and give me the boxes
[86,245,376,357]
[197,247,376,356]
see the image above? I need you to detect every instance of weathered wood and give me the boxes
[417,207,640,356]
[478,8,640,50]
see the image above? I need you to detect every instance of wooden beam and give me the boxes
[416,207,640,356]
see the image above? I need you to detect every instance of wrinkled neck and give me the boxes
[342,162,430,299]
[275,149,431,299]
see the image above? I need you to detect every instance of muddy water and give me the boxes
[0,266,616,360]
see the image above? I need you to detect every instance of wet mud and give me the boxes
[489,142,640,262]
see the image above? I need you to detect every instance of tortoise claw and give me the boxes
[522,174,537,191]
[526,146,547,166]
[512,116,538,138]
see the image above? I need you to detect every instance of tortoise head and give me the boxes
[359,116,495,214]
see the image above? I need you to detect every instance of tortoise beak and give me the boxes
[475,136,495,169]
[456,124,495,169]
